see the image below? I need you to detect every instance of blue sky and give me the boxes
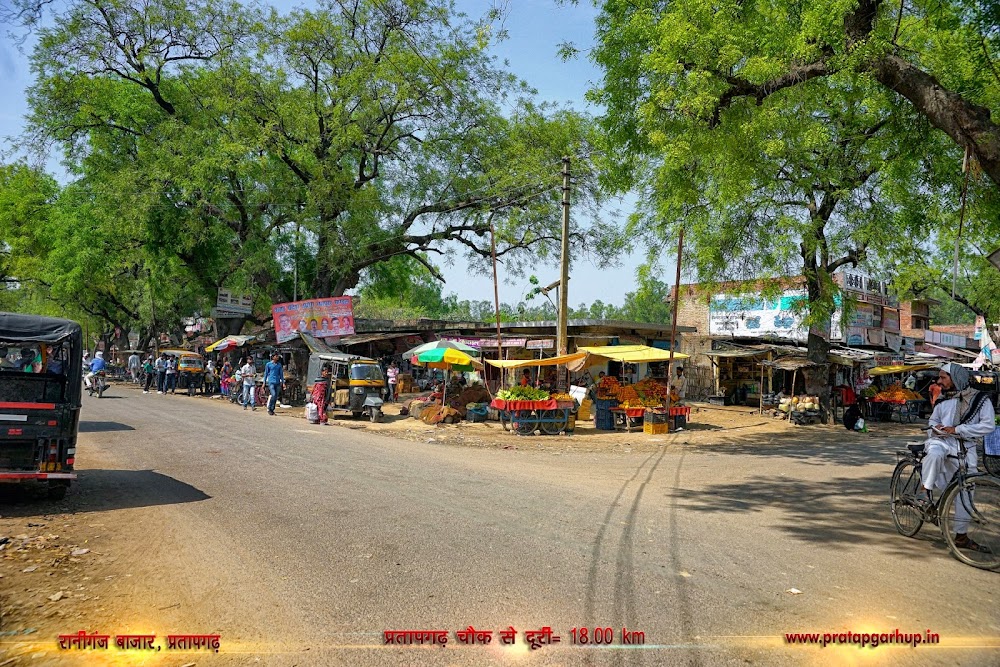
[0,0,656,307]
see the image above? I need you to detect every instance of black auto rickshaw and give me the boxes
[0,313,82,499]
[306,352,385,422]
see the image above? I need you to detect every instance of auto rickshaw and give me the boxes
[162,349,205,395]
[0,312,82,499]
[306,352,385,422]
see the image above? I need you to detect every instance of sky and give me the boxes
[0,0,658,307]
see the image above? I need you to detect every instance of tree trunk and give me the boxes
[803,270,833,424]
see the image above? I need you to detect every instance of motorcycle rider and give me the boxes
[84,351,106,389]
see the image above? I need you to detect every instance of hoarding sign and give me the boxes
[272,296,355,344]
[882,308,900,331]
[526,339,555,350]
[217,289,253,315]
[708,290,809,342]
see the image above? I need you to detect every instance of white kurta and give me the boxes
[924,389,996,533]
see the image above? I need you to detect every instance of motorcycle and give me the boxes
[87,371,108,398]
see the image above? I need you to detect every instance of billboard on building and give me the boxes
[708,291,809,341]
[272,296,355,344]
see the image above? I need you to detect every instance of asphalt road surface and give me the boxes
[10,390,1000,666]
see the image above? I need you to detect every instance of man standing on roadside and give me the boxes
[165,355,178,394]
[263,353,285,416]
[127,351,141,383]
[240,357,258,411]
[155,353,167,394]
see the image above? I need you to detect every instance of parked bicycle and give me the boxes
[890,431,1000,570]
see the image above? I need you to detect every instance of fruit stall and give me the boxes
[486,346,691,436]
[491,386,578,435]
[867,384,925,423]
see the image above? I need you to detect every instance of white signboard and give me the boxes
[525,339,555,350]
[217,289,253,315]
[708,290,809,342]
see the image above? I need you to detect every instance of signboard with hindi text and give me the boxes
[217,289,253,315]
[272,297,355,344]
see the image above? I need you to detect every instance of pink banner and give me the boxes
[272,297,355,344]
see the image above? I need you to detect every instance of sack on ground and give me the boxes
[305,402,319,423]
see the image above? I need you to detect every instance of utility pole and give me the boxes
[558,156,570,392]
[666,226,685,419]
[490,217,504,390]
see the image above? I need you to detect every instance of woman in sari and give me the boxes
[311,365,332,425]
[220,360,233,398]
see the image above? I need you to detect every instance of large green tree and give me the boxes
[587,0,1000,188]
[20,0,609,327]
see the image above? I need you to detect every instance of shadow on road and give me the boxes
[695,426,920,467]
[79,421,135,433]
[666,472,954,561]
[0,469,211,516]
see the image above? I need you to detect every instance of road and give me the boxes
[2,388,999,666]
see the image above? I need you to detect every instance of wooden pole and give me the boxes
[490,217,504,389]
[667,226,685,423]
[558,157,571,392]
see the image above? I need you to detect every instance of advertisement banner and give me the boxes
[845,327,866,346]
[217,289,253,316]
[882,308,900,331]
[708,290,809,342]
[272,297,355,344]
[885,332,902,352]
[865,328,886,347]
[526,339,555,350]
[847,303,874,328]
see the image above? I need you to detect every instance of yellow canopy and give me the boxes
[486,352,588,369]
[485,346,688,370]
[868,363,938,376]
[577,345,689,363]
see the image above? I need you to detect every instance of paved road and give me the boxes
[18,390,1000,665]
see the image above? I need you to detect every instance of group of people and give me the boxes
[1,344,64,374]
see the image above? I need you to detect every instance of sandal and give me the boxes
[954,534,992,553]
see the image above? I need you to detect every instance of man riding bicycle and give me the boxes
[84,351,106,388]
[918,363,996,551]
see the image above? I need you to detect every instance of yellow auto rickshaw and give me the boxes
[161,349,205,395]
[306,352,385,422]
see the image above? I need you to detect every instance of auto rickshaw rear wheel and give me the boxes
[370,409,383,423]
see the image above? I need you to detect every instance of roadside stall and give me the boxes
[407,347,490,425]
[487,351,587,435]
[486,346,690,435]
[865,363,937,422]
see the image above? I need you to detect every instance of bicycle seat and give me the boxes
[907,443,925,456]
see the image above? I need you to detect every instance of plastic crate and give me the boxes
[644,421,669,435]
[595,398,618,411]
[672,414,687,429]
[644,410,669,425]
[595,411,615,431]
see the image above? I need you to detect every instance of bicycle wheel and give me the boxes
[941,475,1000,570]
[890,459,925,537]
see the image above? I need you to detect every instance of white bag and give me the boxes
[305,402,319,423]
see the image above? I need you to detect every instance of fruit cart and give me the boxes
[491,398,577,436]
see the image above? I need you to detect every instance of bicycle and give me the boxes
[890,430,1000,570]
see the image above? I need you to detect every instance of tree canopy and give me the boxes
[3,0,616,340]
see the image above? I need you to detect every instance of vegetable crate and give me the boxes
[644,410,669,435]
[595,410,615,431]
